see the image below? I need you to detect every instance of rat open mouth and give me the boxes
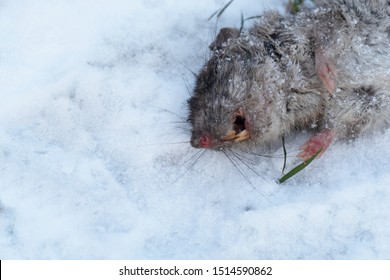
[222,113,250,142]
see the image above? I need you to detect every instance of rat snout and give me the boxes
[191,129,250,150]
[191,134,223,149]
[191,134,212,149]
[190,108,251,149]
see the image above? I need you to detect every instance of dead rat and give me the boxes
[188,0,390,161]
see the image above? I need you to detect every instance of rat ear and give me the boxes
[209,27,240,50]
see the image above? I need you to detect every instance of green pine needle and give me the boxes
[278,148,322,184]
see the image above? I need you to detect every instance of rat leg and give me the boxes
[315,49,337,94]
[298,128,334,161]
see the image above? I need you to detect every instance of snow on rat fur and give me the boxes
[0,0,389,259]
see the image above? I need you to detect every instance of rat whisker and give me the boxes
[224,149,277,206]
[230,149,259,165]
[222,149,252,186]
[169,53,194,97]
[172,149,207,184]
[136,141,190,147]
[233,150,280,176]
[160,121,189,124]
[228,149,272,183]
[172,28,210,52]
[140,102,187,122]
[244,151,297,159]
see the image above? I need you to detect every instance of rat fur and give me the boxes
[188,0,390,159]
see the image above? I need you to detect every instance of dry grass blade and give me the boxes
[208,0,235,20]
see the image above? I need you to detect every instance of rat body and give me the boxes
[188,0,390,159]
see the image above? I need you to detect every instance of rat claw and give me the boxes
[298,129,334,161]
[298,146,323,161]
[315,49,337,94]
[317,62,337,93]
[297,151,309,159]
[299,144,307,152]
[321,71,334,92]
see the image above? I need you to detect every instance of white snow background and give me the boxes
[0,0,389,259]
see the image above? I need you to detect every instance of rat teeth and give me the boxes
[222,130,237,141]
[234,130,250,142]
[222,130,250,142]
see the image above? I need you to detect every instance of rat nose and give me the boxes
[191,134,213,149]
[199,135,211,148]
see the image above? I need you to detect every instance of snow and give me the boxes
[0,0,389,259]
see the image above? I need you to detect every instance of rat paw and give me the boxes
[298,129,334,161]
[315,49,337,94]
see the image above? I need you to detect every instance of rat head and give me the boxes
[188,28,287,150]
[188,55,252,150]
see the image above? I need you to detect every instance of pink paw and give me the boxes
[298,129,334,161]
[315,49,337,93]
